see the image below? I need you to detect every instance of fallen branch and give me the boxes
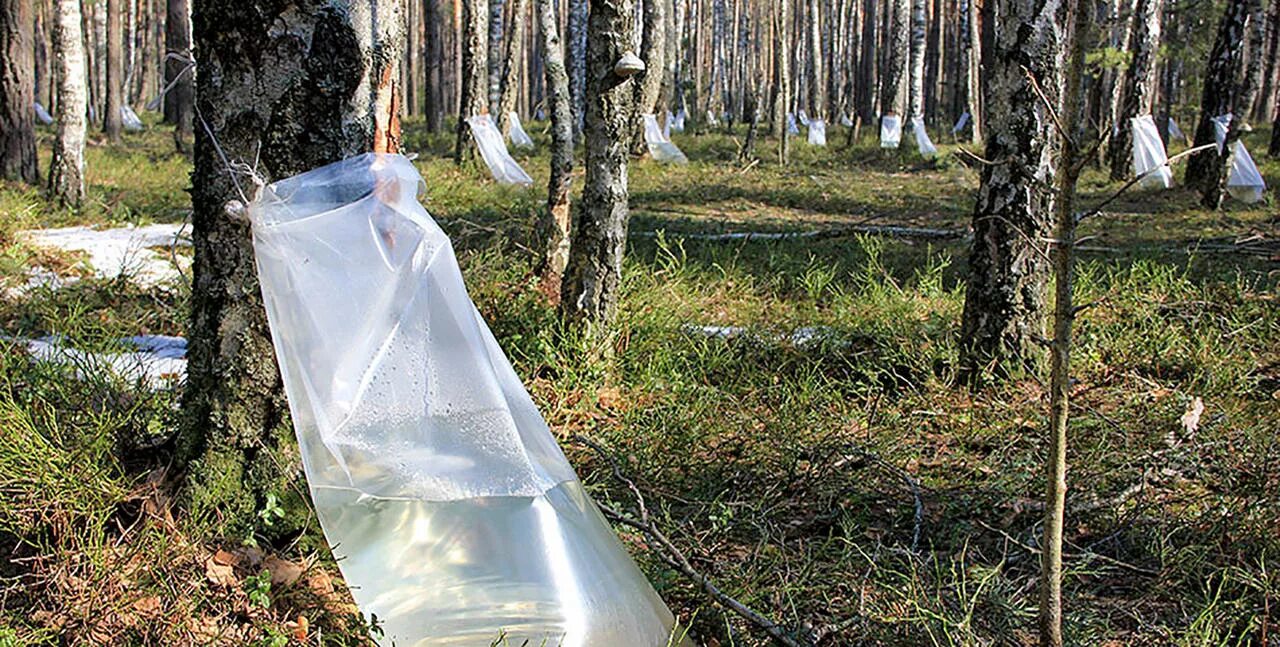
[633,223,966,242]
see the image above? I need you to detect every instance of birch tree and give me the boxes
[958,0,1067,382]
[774,0,790,163]
[489,0,505,110]
[907,0,925,120]
[633,0,666,153]
[47,0,85,209]
[497,0,529,136]
[880,0,909,117]
[164,0,193,152]
[456,0,489,162]
[808,0,823,118]
[568,0,588,137]
[535,0,575,295]
[1,0,38,184]
[180,0,404,535]
[561,0,638,326]
[1184,0,1252,199]
[1108,0,1160,180]
[103,0,123,140]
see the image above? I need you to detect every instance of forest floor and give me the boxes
[0,115,1278,646]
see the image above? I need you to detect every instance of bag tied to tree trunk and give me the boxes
[33,102,53,125]
[249,153,688,646]
[467,114,534,186]
[911,117,937,158]
[1212,114,1267,204]
[881,115,902,149]
[122,106,145,131]
[1130,115,1171,189]
[643,113,689,164]
[807,119,827,146]
[787,113,800,135]
[507,112,535,149]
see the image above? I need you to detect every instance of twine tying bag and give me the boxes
[249,154,685,646]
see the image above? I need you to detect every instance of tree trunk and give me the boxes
[808,0,822,118]
[958,0,1067,383]
[1253,0,1277,124]
[180,0,403,538]
[857,0,876,121]
[1184,0,1251,196]
[103,0,122,140]
[1236,0,1265,122]
[1156,0,1179,144]
[907,0,924,120]
[880,0,908,116]
[774,0,790,163]
[498,0,529,136]
[1,0,38,184]
[489,0,505,110]
[424,0,444,132]
[1108,0,1160,180]
[567,0,588,138]
[741,71,761,159]
[48,0,85,209]
[560,0,637,326]
[536,0,574,297]
[456,0,490,163]
[633,0,666,153]
[164,0,192,152]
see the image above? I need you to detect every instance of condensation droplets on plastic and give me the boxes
[249,153,690,646]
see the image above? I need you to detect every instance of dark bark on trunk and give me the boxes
[456,0,490,162]
[1185,0,1251,198]
[567,0,588,138]
[47,0,84,209]
[857,0,876,121]
[424,0,444,132]
[633,0,666,154]
[774,0,790,163]
[1156,0,1178,145]
[880,0,908,115]
[103,0,123,140]
[958,0,1066,383]
[1,0,38,184]
[164,0,193,151]
[1254,0,1277,124]
[536,0,574,296]
[560,0,636,326]
[1108,0,1160,180]
[489,0,505,110]
[181,0,403,537]
[498,0,529,136]
[741,72,761,159]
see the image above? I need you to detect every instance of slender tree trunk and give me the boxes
[103,0,123,140]
[48,0,85,209]
[880,0,908,116]
[1108,0,1160,180]
[536,0,574,297]
[808,0,822,118]
[456,0,490,163]
[1271,101,1279,156]
[1156,0,1178,144]
[498,0,529,136]
[489,0,505,110]
[567,0,588,138]
[34,1,50,109]
[774,0,790,163]
[741,71,761,159]
[958,0,1067,383]
[633,0,666,153]
[181,0,404,537]
[424,0,444,132]
[1236,0,1265,122]
[907,0,924,120]
[857,0,876,121]
[1,0,38,184]
[164,0,192,152]
[1185,0,1251,196]
[560,0,637,326]
[1252,0,1277,124]
[1039,0,1088,641]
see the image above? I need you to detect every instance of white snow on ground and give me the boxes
[684,324,838,348]
[17,223,191,291]
[18,335,187,389]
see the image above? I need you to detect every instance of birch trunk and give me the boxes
[536,0,574,295]
[857,0,875,121]
[958,0,1066,382]
[561,0,637,325]
[568,0,588,138]
[180,0,404,535]
[489,0,505,110]
[1,0,38,184]
[498,0,529,136]
[48,0,85,209]
[907,0,925,120]
[880,0,908,116]
[1108,0,1160,180]
[164,0,192,151]
[456,0,490,162]
[633,0,666,152]
[1236,0,1265,122]
[808,0,822,118]
[1184,0,1251,194]
[774,0,790,162]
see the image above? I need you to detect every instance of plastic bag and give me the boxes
[249,153,688,647]
[1130,114,1171,189]
[705,109,720,126]
[1167,117,1184,141]
[122,106,144,131]
[798,110,810,126]
[840,113,853,127]
[807,119,826,146]
[786,113,800,135]
[33,102,53,125]
[663,110,675,138]
[507,112,534,149]
[643,113,689,164]
[911,117,936,158]
[880,115,901,148]
[1211,113,1267,203]
[671,109,686,133]
[952,112,970,134]
[467,114,534,186]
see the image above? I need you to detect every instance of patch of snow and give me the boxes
[683,324,839,349]
[18,223,190,290]
[18,335,187,389]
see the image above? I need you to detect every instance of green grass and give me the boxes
[0,115,1277,644]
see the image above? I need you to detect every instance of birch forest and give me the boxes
[0,0,1278,643]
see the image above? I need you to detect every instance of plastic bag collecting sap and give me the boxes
[1130,115,1171,189]
[807,119,827,146]
[1211,114,1267,203]
[507,112,535,149]
[911,117,936,158]
[33,102,53,125]
[643,113,689,164]
[881,115,902,148]
[467,114,534,186]
[787,113,800,135]
[249,154,688,647]
[122,106,144,131]
[671,109,686,133]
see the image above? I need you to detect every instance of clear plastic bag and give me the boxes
[671,109,686,133]
[249,153,687,647]
[807,119,826,146]
[663,110,674,138]
[33,102,53,125]
[507,112,535,149]
[880,115,901,148]
[911,117,936,158]
[1211,114,1267,203]
[122,106,144,131]
[1130,114,1171,189]
[798,110,810,126]
[467,114,534,186]
[787,113,800,135]
[705,109,720,126]
[1167,117,1184,141]
[643,113,689,164]
[952,112,970,134]
[840,113,853,127]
